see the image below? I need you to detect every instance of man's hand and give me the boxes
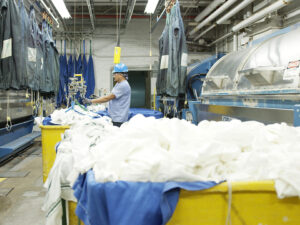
[82,98,92,105]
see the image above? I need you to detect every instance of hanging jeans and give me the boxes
[42,21,53,93]
[157,27,168,95]
[158,2,188,97]
[0,0,22,89]
[19,0,29,88]
[36,29,44,92]
[27,8,38,90]
[52,45,60,95]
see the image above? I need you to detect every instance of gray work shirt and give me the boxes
[108,80,131,123]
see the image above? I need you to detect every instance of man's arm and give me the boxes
[91,93,116,104]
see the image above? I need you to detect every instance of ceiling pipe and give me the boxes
[232,0,293,32]
[123,0,137,26]
[217,0,256,25]
[194,0,226,22]
[190,0,238,36]
[193,0,256,41]
[208,32,233,47]
[208,0,293,46]
[285,8,300,19]
[194,24,216,41]
[86,0,95,30]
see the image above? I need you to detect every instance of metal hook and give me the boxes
[6,116,12,132]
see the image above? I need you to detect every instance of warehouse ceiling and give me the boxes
[31,0,300,52]
[46,0,210,33]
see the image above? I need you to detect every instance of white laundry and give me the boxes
[50,105,110,125]
[87,104,106,112]
[44,111,300,225]
[33,116,44,131]
[90,116,300,198]
[43,108,115,225]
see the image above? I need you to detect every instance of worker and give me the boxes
[83,63,131,127]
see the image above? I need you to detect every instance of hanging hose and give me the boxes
[6,93,12,131]
[116,0,119,46]
[173,100,177,117]
[79,39,82,62]
[117,0,123,47]
[36,91,41,117]
[73,0,76,75]
[89,39,91,56]
[31,89,36,116]
[81,0,83,31]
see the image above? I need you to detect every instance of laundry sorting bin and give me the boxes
[40,125,70,182]
[168,181,300,225]
[40,125,83,225]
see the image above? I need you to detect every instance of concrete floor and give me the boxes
[0,140,46,225]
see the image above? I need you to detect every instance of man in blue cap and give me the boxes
[83,63,131,127]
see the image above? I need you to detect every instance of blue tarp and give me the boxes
[57,54,64,107]
[57,41,68,107]
[73,170,218,225]
[82,40,88,86]
[74,55,77,74]
[76,55,82,74]
[97,108,163,120]
[67,55,74,81]
[129,108,163,119]
[86,54,95,98]
[42,116,57,125]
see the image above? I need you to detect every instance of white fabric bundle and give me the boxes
[87,104,106,112]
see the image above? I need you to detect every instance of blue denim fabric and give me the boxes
[42,21,53,93]
[27,8,38,90]
[18,0,29,88]
[36,26,44,92]
[157,2,187,97]
[0,0,22,89]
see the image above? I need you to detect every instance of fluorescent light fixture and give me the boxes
[145,0,159,14]
[52,0,71,19]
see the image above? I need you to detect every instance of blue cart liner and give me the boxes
[73,170,218,225]
[97,108,163,120]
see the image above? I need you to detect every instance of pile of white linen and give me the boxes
[50,105,106,125]
[44,112,300,225]
[86,115,300,198]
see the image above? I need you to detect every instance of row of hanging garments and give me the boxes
[56,40,95,107]
[0,0,60,93]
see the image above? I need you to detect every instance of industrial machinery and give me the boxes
[186,23,300,126]
[67,74,87,107]
[0,90,41,163]
[157,54,225,118]
[186,53,226,101]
